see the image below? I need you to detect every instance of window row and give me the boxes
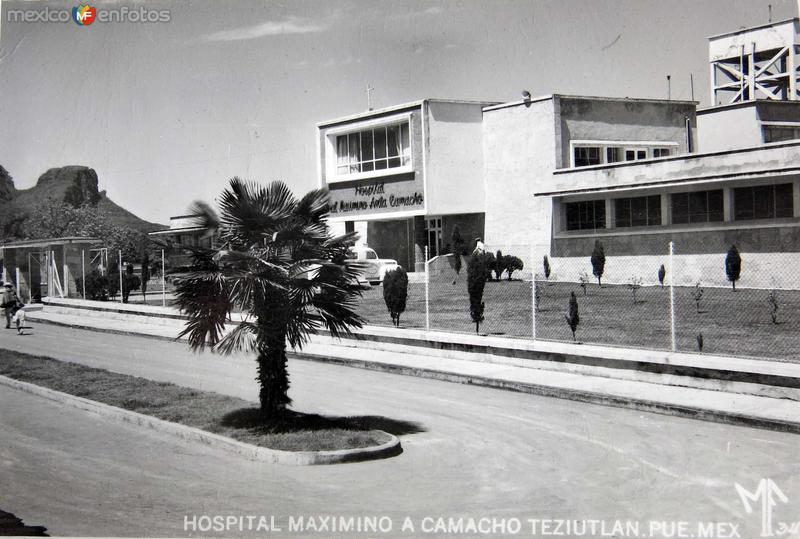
[564,184,795,231]
[335,122,411,175]
[573,144,674,167]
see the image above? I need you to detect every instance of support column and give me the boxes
[793,181,800,218]
[604,199,614,229]
[723,186,733,222]
[661,193,670,226]
[791,45,798,101]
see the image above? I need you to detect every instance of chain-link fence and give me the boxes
[353,241,800,362]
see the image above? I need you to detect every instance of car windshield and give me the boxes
[365,249,378,259]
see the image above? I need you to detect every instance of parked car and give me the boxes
[347,246,399,284]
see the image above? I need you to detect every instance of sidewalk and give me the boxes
[24,298,800,434]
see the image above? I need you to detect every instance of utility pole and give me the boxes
[366,84,374,111]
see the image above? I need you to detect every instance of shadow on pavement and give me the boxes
[0,509,48,536]
[220,407,426,436]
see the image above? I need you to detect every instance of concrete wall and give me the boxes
[483,99,557,255]
[426,101,486,216]
[556,96,696,168]
[696,105,761,152]
[546,252,800,289]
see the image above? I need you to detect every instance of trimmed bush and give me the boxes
[590,240,605,287]
[505,256,523,280]
[84,269,109,301]
[483,252,496,282]
[451,226,464,276]
[657,264,666,287]
[565,291,579,341]
[543,255,551,280]
[725,245,741,291]
[467,253,488,333]
[494,250,504,281]
[382,267,408,327]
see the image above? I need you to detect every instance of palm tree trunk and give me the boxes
[255,330,291,419]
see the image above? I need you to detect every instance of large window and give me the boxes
[763,126,800,143]
[566,200,606,231]
[335,122,411,175]
[733,184,794,220]
[574,146,601,167]
[615,195,662,227]
[671,190,724,224]
[571,142,677,168]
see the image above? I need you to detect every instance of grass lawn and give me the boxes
[355,279,800,362]
[0,350,423,451]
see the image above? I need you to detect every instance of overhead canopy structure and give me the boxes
[0,237,99,301]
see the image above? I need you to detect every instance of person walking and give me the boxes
[1,283,19,329]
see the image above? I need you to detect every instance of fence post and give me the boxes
[27,253,32,303]
[81,250,86,299]
[424,246,430,332]
[669,241,676,352]
[118,250,124,304]
[531,245,537,340]
[161,249,166,307]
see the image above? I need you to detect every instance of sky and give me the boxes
[0,0,795,225]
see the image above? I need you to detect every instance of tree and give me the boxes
[505,256,523,280]
[467,253,488,333]
[725,245,741,291]
[382,267,408,327]
[565,291,579,341]
[691,282,704,313]
[112,264,141,303]
[658,264,666,287]
[627,276,642,304]
[84,269,109,301]
[451,225,465,277]
[141,252,151,304]
[768,289,780,325]
[173,178,364,419]
[494,250,505,281]
[543,255,551,280]
[590,240,605,287]
[483,252,496,282]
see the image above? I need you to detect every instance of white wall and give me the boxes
[697,105,761,152]
[425,101,488,216]
[483,100,557,253]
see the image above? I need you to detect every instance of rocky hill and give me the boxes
[0,166,166,238]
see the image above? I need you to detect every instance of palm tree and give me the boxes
[173,178,365,419]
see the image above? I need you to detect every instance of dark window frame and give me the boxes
[565,200,606,231]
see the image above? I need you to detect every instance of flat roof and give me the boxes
[148,227,205,236]
[483,93,696,113]
[316,98,500,128]
[0,237,99,249]
[707,17,798,40]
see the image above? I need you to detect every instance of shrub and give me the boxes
[494,250,505,281]
[725,245,742,291]
[590,240,605,287]
[451,226,465,276]
[691,282,704,313]
[564,291,579,341]
[696,332,704,353]
[109,263,141,303]
[382,267,408,327]
[483,252,496,282]
[627,276,642,304]
[505,256,523,280]
[543,255,551,280]
[84,269,109,301]
[141,252,151,304]
[657,264,666,287]
[768,289,780,325]
[467,253,488,333]
[534,275,544,312]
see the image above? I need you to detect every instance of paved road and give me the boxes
[1,324,799,537]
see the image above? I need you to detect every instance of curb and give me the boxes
[26,315,800,435]
[0,375,402,465]
[288,351,800,435]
